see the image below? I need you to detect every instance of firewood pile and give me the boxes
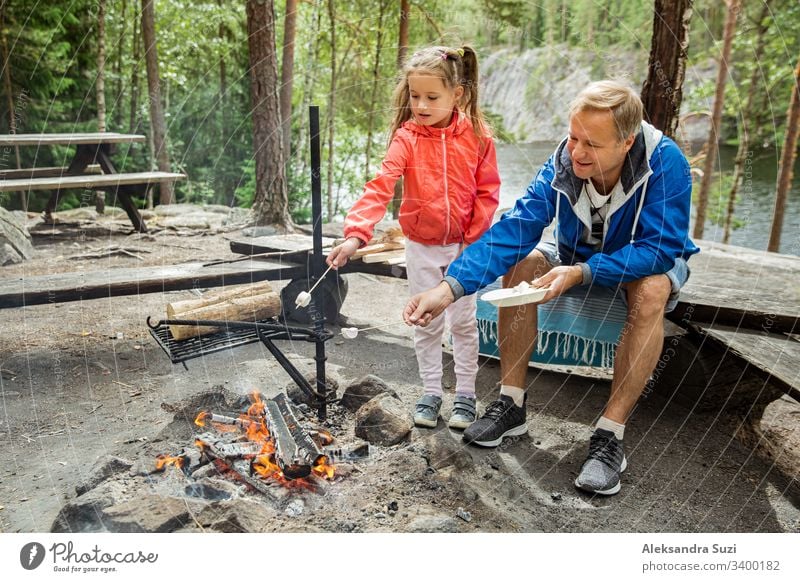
[165,281,282,340]
[154,392,348,497]
[346,227,405,266]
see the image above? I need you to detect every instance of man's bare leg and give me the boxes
[463,251,553,447]
[498,251,553,388]
[575,274,671,495]
[604,274,672,423]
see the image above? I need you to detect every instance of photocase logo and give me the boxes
[20,542,46,570]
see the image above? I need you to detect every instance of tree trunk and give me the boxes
[0,4,25,211]
[129,7,141,133]
[364,0,386,184]
[113,0,127,129]
[95,0,107,213]
[326,0,337,219]
[295,1,321,192]
[398,0,410,67]
[768,57,800,252]
[640,0,693,138]
[96,0,107,132]
[280,0,298,165]
[693,0,739,240]
[246,0,290,227]
[390,0,410,219]
[723,1,771,244]
[216,0,230,204]
[141,0,174,204]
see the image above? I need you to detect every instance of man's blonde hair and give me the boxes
[569,81,643,142]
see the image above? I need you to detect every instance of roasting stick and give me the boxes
[340,320,407,339]
[294,263,336,308]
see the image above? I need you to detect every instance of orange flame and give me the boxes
[247,391,265,417]
[194,411,209,427]
[246,419,270,443]
[312,455,336,480]
[155,454,185,472]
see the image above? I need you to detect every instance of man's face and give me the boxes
[567,109,635,188]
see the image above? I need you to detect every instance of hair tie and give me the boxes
[456,48,465,57]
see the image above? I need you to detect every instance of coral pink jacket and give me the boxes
[344,112,501,246]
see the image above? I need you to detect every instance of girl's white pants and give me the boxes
[405,240,478,397]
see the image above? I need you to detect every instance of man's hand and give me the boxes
[403,281,455,327]
[326,237,361,268]
[531,265,583,302]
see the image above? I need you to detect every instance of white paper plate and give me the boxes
[480,285,548,307]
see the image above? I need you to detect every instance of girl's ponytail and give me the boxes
[459,46,491,140]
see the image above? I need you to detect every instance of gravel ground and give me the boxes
[1,222,798,533]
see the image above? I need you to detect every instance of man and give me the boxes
[403,81,699,496]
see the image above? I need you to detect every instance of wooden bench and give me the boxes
[0,164,102,180]
[0,171,185,233]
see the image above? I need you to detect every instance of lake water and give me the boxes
[495,142,800,256]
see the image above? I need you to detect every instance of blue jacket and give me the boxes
[446,121,700,296]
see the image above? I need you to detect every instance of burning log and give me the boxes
[156,392,336,497]
[195,411,253,430]
[195,433,263,460]
[262,393,325,480]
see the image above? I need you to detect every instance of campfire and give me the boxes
[155,391,338,494]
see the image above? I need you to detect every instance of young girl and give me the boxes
[327,45,500,430]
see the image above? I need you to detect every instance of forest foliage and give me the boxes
[1,0,798,222]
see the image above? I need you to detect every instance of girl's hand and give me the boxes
[403,282,454,327]
[327,237,362,268]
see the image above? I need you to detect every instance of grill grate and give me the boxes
[146,317,327,365]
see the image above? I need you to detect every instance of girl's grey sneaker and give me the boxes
[448,395,477,430]
[414,394,442,428]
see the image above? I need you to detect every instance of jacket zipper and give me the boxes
[441,132,450,244]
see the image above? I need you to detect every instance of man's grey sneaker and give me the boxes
[574,428,627,495]
[462,394,527,447]
[414,394,442,428]
[448,395,477,430]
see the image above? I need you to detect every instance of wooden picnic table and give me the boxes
[0,132,185,232]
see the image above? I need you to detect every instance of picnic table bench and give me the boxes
[0,132,186,232]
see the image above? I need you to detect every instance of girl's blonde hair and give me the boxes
[389,45,490,142]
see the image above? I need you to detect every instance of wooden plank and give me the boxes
[338,261,407,279]
[691,323,800,402]
[0,165,102,180]
[0,171,186,193]
[671,240,800,334]
[0,261,307,309]
[229,233,336,262]
[361,250,405,264]
[352,241,405,258]
[0,133,146,146]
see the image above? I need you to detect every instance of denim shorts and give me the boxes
[534,241,690,313]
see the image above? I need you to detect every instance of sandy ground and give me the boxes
[1,225,799,533]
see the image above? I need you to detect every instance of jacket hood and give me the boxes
[401,109,470,138]
[552,120,663,205]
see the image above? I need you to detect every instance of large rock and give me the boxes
[76,455,134,496]
[0,206,34,265]
[355,393,413,446]
[340,374,398,412]
[420,431,474,471]
[756,395,800,483]
[102,495,198,532]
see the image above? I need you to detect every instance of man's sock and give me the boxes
[499,385,525,407]
[596,416,625,440]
